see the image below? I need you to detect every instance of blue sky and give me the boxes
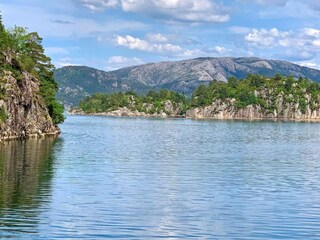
[1,0,320,70]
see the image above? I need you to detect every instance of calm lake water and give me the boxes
[1,116,320,239]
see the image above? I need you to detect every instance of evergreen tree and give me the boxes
[0,15,64,125]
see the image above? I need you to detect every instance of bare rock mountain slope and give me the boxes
[54,57,320,106]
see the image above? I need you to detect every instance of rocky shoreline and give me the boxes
[70,105,320,122]
[185,99,320,121]
[70,107,183,118]
[0,129,61,142]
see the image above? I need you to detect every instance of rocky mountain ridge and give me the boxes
[55,57,320,106]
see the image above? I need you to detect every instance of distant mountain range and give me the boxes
[54,57,320,106]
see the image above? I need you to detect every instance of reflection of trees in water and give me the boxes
[0,137,60,237]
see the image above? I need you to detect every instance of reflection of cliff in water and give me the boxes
[0,137,60,237]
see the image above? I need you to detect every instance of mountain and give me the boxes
[54,57,320,106]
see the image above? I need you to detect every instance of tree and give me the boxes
[228,77,238,88]
[1,23,65,125]
[0,13,4,33]
[0,13,12,63]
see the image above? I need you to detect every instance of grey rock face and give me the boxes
[186,97,320,120]
[0,71,60,141]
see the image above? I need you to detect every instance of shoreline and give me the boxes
[0,129,61,142]
[69,112,320,123]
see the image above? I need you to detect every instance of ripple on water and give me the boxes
[1,116,320,239]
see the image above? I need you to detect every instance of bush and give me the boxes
[0,106,7,122]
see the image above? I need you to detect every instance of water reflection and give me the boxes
[2,116,320,239]
[0,137,59,238]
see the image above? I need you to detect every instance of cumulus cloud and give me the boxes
[146,33,169,43]
[244,27,320,49]
[107,56,144,70]
[244,28,290,47]
[304,28,320,38]
[242,27,320,63]
[115,35,184,54]
[114,34,229,59]
[74,0,230,23]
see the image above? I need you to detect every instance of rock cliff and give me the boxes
[186,96,320,120]
[0,70,60,141]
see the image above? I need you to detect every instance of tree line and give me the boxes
[78,74,320,115]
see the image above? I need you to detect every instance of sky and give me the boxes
[1,0,320,71]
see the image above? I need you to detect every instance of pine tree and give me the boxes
[0,14,4,32]
[0,14,65,124]
[0,13,6,62]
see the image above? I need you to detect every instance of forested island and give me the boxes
[74,74,320,120]
[0,15,64,140]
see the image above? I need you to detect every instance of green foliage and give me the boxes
[79,90,188,115]
[191,74,320,112]
[78,74,320,117]
[0,106,7,122]
[0,14,64,125]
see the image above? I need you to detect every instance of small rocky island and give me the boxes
[74,74,320,121]
[0,16,64,141]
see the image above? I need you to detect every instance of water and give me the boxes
[1,116,320,239]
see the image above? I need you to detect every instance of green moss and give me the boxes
[0,106,7,123]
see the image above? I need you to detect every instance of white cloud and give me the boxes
[244,27,320,50]
[313,40,320,47]
[245,28,289,47]
[242,27,320,62]
[75,0,119,11]
[304,28,320,38]
[114,34,230,59]
[115,35,183,54]
[146,33,168,43]
[55,57,83,67]
[210,46,226,54]
[297,62,320,69]
[106,56,144,70]
[74,0,230,23]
